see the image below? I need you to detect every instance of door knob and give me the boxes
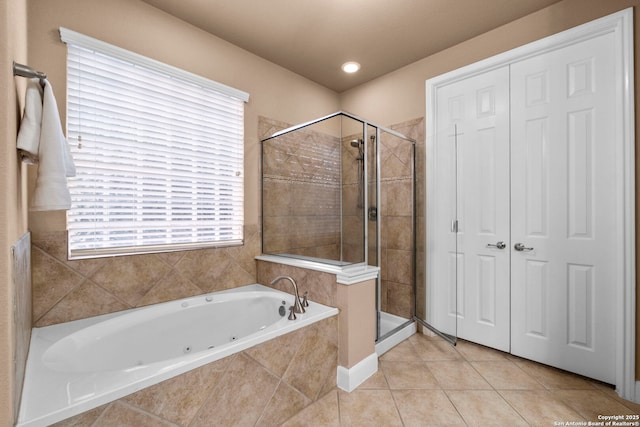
[514,243,533,252]
[486,241,506,249]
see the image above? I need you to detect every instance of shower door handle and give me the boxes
[486,241,506,250]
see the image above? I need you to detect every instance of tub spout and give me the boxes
[270,275,305,315]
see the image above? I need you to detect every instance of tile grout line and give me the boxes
[421,336,535,425]
[464,352,537,424]
[413,336,471,426]
[336,388,343,426]
[462,344,603,425]
[253,378,284,427]
[358,334,640,425]
[184,353,236,427]
[386,384,408,427]
[31,246,84,325]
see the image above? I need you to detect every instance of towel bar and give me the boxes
[13,61,46,82]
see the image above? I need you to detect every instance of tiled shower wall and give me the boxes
[342,118,424,320]
[260,117,342,260]
[341,134,366,263]
[381,118,425,319]
[31,225,260,326]
[260,115,426,319]
[407,118,426,321]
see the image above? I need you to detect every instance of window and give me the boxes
[61,28,249,259]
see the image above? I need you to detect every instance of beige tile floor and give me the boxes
[282,333,640,426]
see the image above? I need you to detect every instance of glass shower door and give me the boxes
[375,127,416,341]
[417,125,459,345]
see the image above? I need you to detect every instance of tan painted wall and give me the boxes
[340,0,638,126]
[1,0,30,424]
[337,279,376,368]
[27,0,341,233]
[341,0,640,379]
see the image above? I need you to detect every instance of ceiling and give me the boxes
[141,0,564,93]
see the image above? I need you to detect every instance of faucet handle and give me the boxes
[301,291,309,308]
[288,306,297,320]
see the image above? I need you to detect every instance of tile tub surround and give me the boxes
[12,232,32,422]
[50,314,338,427]
[30,225,261,326]
[257,257,379,391]
[257,259,338,308]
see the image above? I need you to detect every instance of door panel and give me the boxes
[523,259,548,338]
[432,67,511,351]
[427,10,631,390]
[427,124,460,339]
[510,32,617,383]
[523,117,548,237]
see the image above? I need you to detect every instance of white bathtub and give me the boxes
[17,284,338,427]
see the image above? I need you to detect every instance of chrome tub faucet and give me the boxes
[270,275,305,319]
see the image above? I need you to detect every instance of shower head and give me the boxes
[351,138,364,161]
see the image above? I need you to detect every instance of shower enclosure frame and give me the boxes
[260,111,417,343]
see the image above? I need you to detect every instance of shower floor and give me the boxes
[379,311,408,337]
[376,312,415,356]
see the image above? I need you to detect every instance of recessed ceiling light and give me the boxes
[341,61,361,73]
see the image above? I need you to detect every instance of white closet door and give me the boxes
[432,67,511,350]
[510,31,617,383]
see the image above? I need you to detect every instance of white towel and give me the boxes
[30,79,76,211]
[16,78,43,164]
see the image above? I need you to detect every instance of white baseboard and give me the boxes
[336,353,378,392]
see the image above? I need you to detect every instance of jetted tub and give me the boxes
[17,284,338,427]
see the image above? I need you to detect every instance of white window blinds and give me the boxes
[61,28,249,259]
